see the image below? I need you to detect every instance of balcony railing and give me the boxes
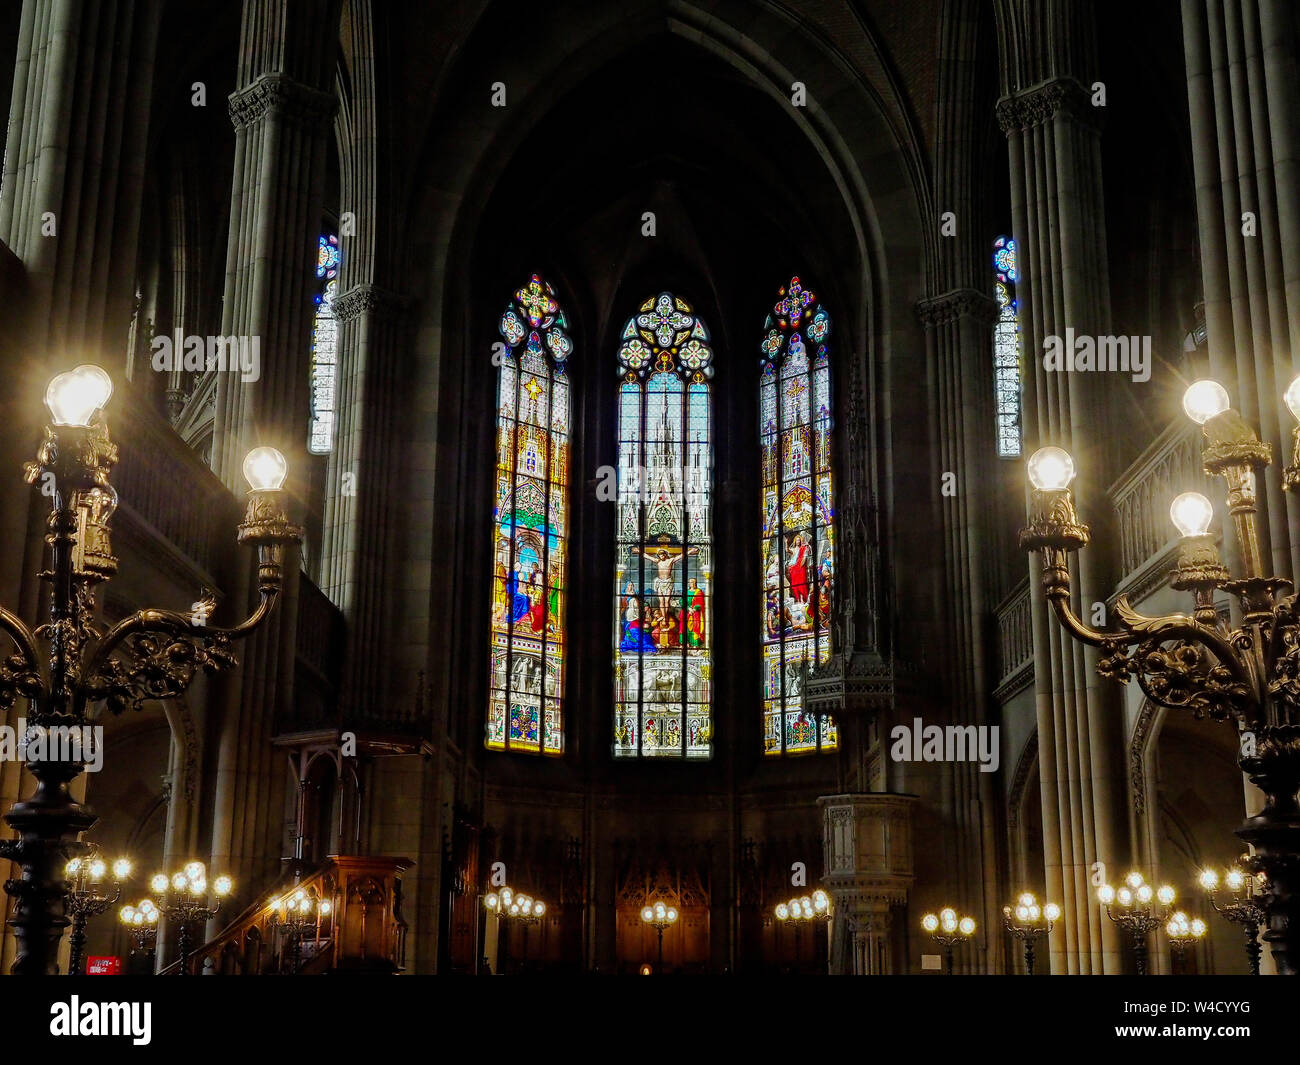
[1108,419,1214,579]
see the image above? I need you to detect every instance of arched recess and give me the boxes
[1132,699,1250,974]
[353,0,933,975]
[399,0,932,732]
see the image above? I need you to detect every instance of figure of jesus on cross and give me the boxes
[630,544,699,610]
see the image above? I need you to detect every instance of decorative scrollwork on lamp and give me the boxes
[0,364,301,975]
[1020,377,1300,975]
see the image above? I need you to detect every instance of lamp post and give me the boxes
[641,900,678,973]
[64,851,131,975]
[1165,911,1208,974]
[775,888,831,969]
[1097,871,1175,976]
[0,365,301,974]
[921,907,976,975]
[149,863,233,974]
[1001,892,1060,975]
[1020,375,1300,974]
[271,887,332,973]
[1200,862,1268,975]
[484,885,545,974]
[118,899,159,972]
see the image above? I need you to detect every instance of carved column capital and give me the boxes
[916,288,1000,328]
[228,72,337,133]
[996,77,1100,134]
[332,284,413,324]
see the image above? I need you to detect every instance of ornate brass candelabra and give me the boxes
[270,887,332,972]
[641,899,678,973]
[484,885,546,973]
[1165,911,1207,974]
[774,888,832,968]
[922,907,976,975]
[1200,861,1268,975]
[1097,872,1175,976]
[149,862,233,975]
[1001,891,1060,975]
[64,850,131,975]
[0,365,300,974]
[1021,377,1300,975]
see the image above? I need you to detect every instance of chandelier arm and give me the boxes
[1113,596,1252,689]
[0,605,42,678]
[83,591,276,681]
[1045,589,1115,647]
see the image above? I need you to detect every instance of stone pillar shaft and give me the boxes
[997,70,1127,973]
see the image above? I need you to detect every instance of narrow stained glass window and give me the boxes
[759,277,838,756]
[308,232,340,454]
[993,235,1021,458]
[487,275,572,755]
[613,292,714,759]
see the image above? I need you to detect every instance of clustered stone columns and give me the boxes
[819,794,917,974]
[0,0,163,973]
[1182,0,1300,581]
[996,62,1127,970]
[321,286,408,715]
[206,0,341,912]
[918,288,1003,973]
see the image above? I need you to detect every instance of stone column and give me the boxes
[918,289,1004,973]
[995,0,1128,973]
[206,0,340,906]
[819,793,916,974]
[1182,0,1300,579]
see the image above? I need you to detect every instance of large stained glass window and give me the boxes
[760,277,838,756]
[309,232,341,454]
[486,275,572,755]
[993,235,1021,458]
[613,293,714,759]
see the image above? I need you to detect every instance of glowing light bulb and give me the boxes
[1116,888,1133,907]
[1044,903,1061,922]
[958,917,976,936]
[171,873,188,892]
[319,901,332,916]
[1199,869,1219,891]
[642,907,653,922]
[65,858,82,876]
[1170,492,1214,538]
[1191,918,1206,937]
[1137,884,1153,904]
[1016,905,1030,922]
[184,861,204,881]
[88,860,107,881]
[45,365,113,426]
[534,902,545,917]
[1225,870,1244,891]
[112,858,132,880]
[922,913,939,933]
[1286,376,1300,421]
[1026,446,1076,491]
[151,874,168,894]
[666,909,677,922]
[242,446,288,491]
[1019,892,1035,908]
[1157,885,1176,906]
[485,894,498,910]
[1183,380,1230,424]
[1098,885,1116,905]
[1125,871,1145,889]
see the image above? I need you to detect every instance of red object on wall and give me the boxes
[85,956,122,975]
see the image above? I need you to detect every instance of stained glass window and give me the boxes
[486,275,572,755]
[308,233,341,454]
[993,235,1021,458]
[759,277,838,756]
[613,292,714,759]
